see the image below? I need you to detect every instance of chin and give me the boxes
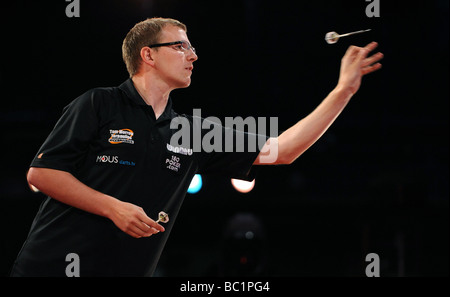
[171,76,192,89]
[179,78,192,88]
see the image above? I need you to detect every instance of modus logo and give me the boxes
[109,129,134,144]
[96,155,118,163]
[96,155,136,166]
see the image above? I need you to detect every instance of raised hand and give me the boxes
[337,41,383,95]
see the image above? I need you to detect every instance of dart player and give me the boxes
[11,17,382,276]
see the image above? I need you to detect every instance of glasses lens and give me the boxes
[181,41,189,50]
[181,41,195,54]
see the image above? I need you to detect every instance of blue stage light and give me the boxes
[187,174,202,194]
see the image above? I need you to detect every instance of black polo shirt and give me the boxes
[11,79,267,277]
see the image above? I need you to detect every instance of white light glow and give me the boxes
[231,178,255,193]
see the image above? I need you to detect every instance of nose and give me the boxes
[187,49,198,62]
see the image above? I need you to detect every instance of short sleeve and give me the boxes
[195,118,269,181]
[30,90,99,175]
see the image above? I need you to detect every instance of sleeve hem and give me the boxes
[30,159,76,176]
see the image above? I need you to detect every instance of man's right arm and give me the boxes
[27,167,164,238]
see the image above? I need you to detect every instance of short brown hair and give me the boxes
[122,17,187,77]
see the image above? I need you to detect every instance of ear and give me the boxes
[140,47,155,67]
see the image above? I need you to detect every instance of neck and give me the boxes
[131,74,171,119]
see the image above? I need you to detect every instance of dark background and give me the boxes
[0,0,448,277]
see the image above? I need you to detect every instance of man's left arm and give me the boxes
[254,42,383,165]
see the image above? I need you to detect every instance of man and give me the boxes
[11,17,382,276]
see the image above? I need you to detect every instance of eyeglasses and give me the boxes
[148,40,196,55]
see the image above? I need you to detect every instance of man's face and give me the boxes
[151,25,198,89]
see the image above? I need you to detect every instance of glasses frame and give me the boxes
[148,41,196,54]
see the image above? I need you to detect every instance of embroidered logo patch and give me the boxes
[166,155,182,173]
[109,129,134,144]
[166,143,193,156]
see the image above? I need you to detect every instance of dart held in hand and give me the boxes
[155,211,169,224]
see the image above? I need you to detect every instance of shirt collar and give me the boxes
[119,78,176,121]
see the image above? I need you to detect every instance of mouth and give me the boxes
[185,66,193,71]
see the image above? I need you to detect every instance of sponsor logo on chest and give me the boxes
[109,129,134,144]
